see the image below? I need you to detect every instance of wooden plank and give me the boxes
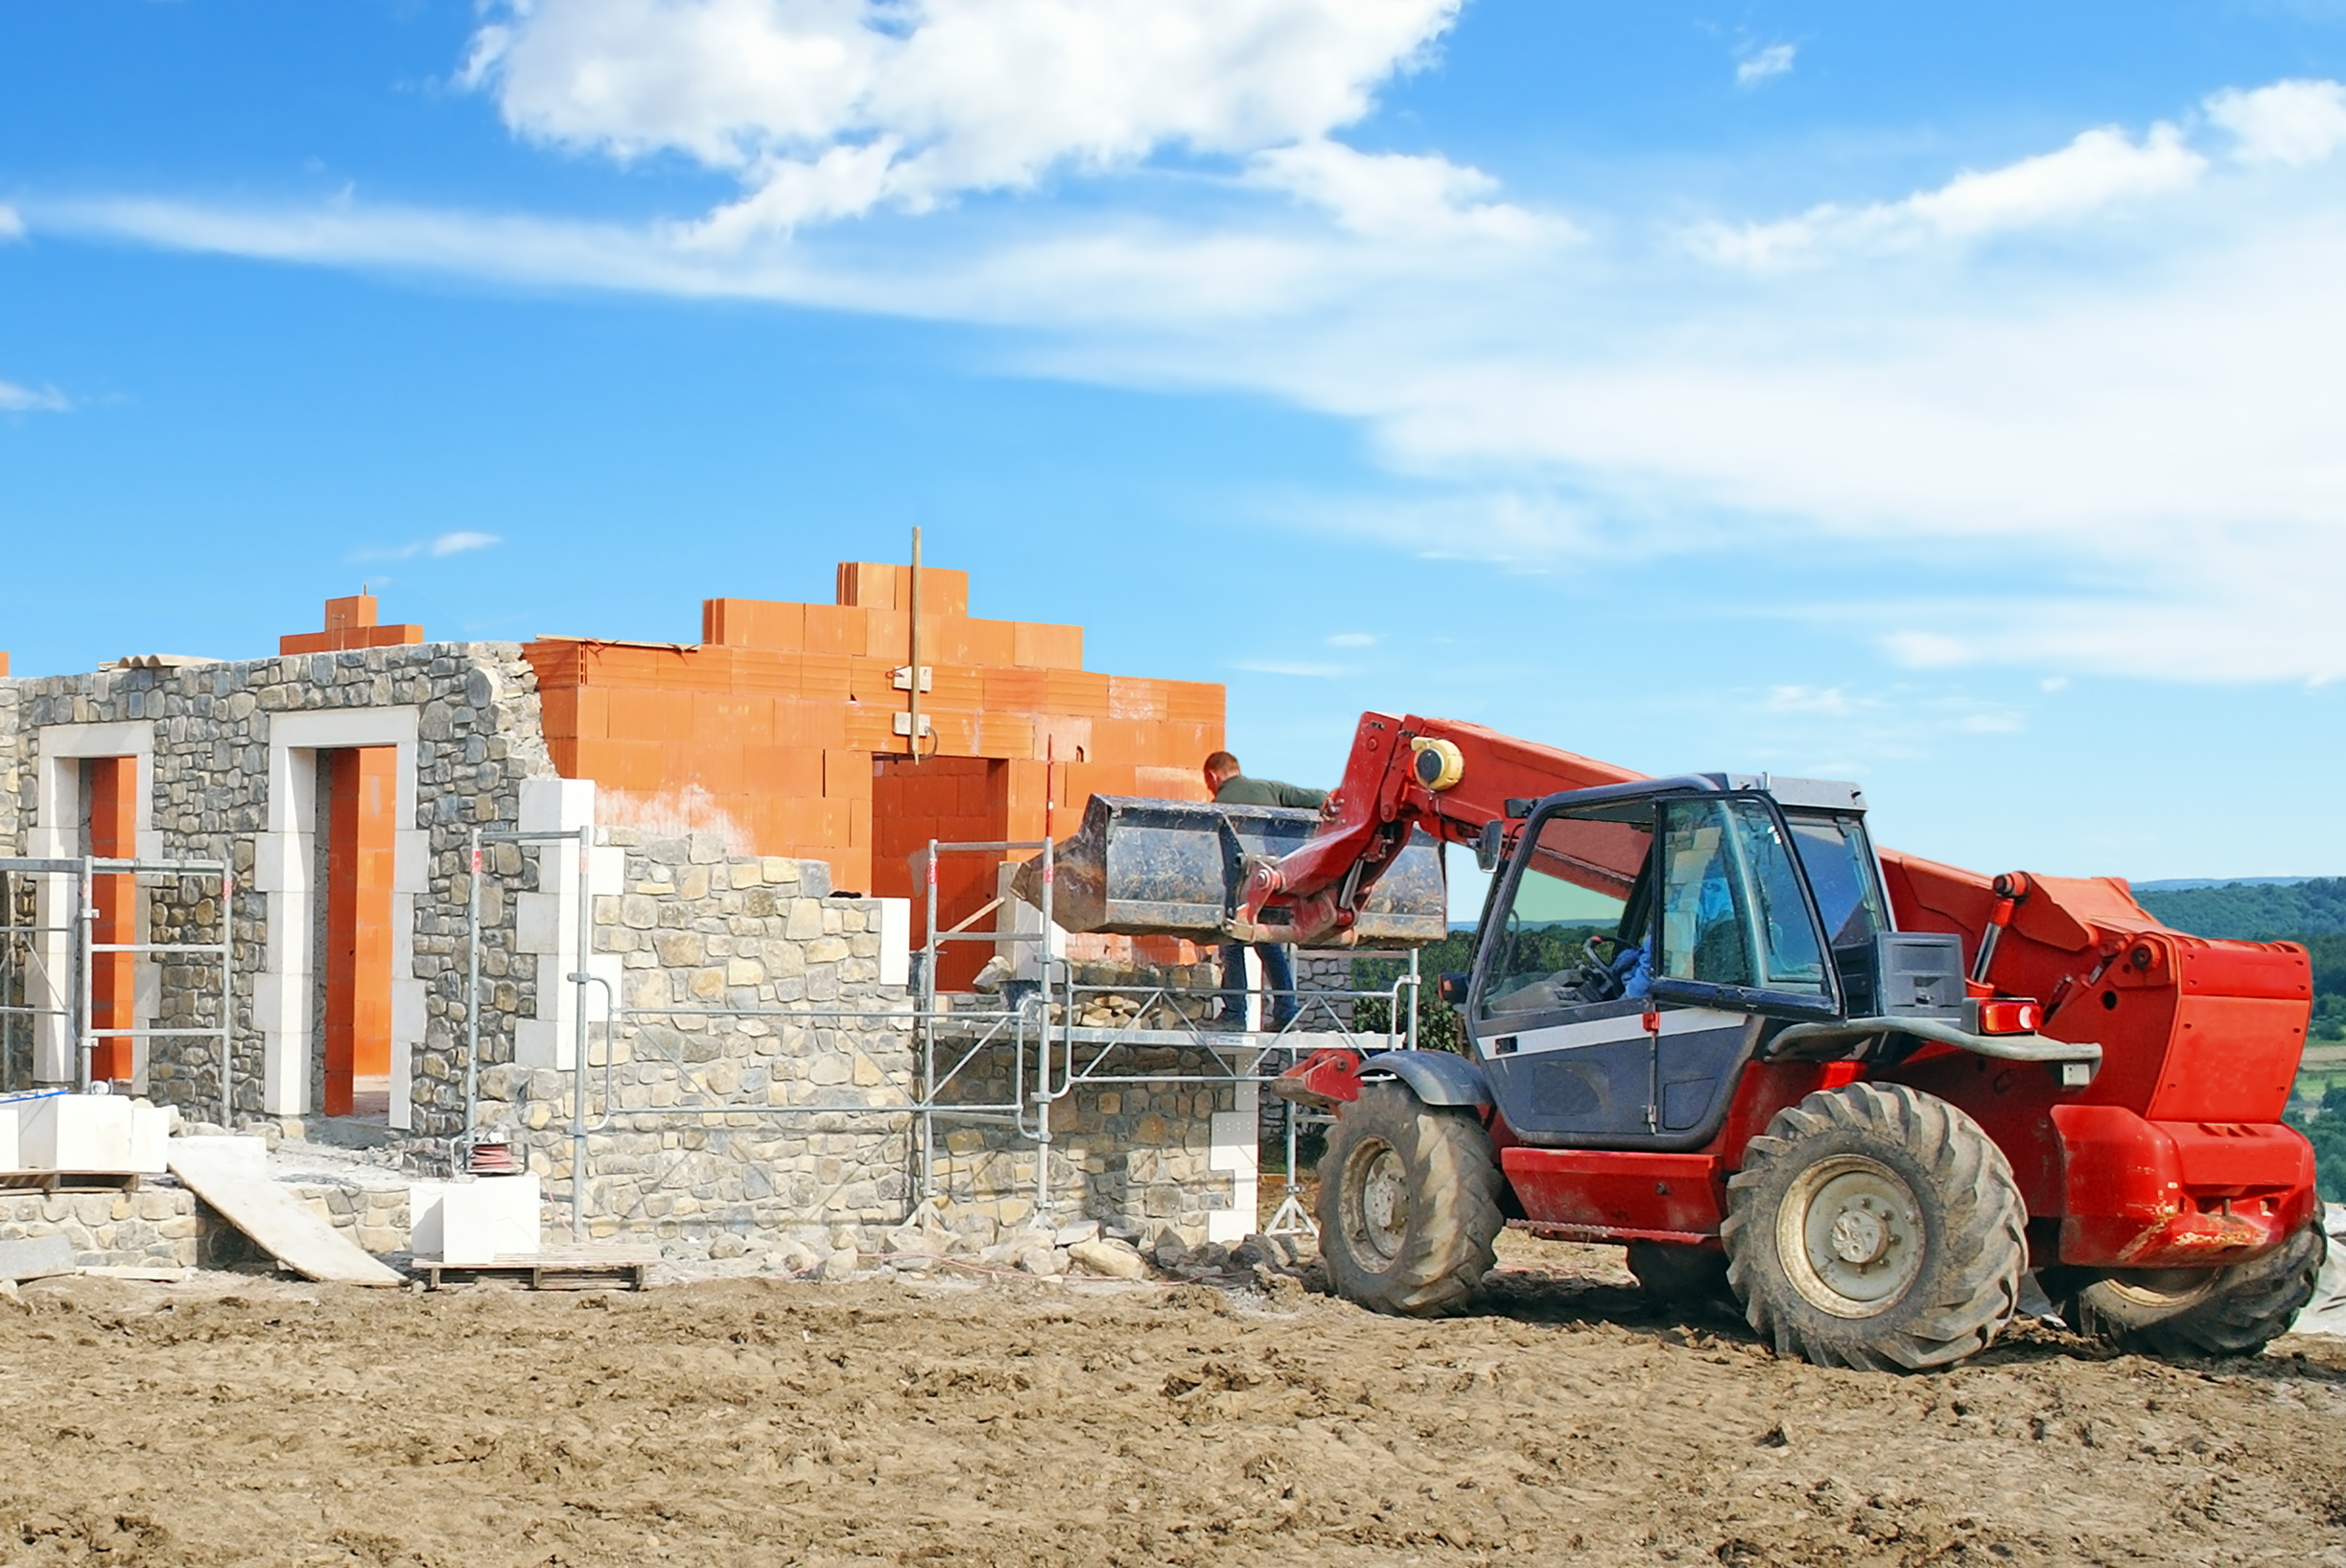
[167,1142,404,1288]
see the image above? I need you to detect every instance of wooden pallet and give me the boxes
[413,1252,656,1292]
[0,1170,147,1194]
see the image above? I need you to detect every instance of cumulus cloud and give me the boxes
[1246,140,1545,241]
[2207,78,2346,166]
[1695,122,2206,267]
[466,0,1467,240]
[1737,43,1795,87]
[0,380,71,413]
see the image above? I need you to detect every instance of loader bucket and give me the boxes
[1011,794,1446,948]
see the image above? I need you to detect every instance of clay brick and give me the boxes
[1013,621,1083,669]
[604,686,696,743]
[572,687,609,741]
[571,739,668,794]
[666,742,743,795]
[846,657,899,705]
[843,704,899,752]
[1041,669,1112,716]
[278,632,331,655]
[1136,765,1210,800]
[822,749,871,800]
[539,687,580,738]
[702,597,807,650]
[796,653,854,704]
[863,609,911,663]
[1107,676,1170,721]
[773,699,850,750]
[981,667,1047,712]
[835,561,897,611]
[547,737,579,775]
[962,618,1017,667]
[693,693,774,746]
[725,650,803,696]
[975,712,1035,761]
[802,604,871,655]
[1032,714,1093,764]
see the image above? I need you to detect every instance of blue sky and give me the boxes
[5,1,2346,901]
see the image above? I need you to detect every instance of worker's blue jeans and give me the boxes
[1219,942,1298,1030]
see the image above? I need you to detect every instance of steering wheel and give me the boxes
[1572,934,1624,1004]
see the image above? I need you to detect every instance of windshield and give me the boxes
[1785,812,1888,949]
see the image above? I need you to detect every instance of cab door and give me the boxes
[1467,792,1842,1150]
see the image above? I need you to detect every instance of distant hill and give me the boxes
[2132,878,2346,941]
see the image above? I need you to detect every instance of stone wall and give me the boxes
[479,824,920,1246]
[0,1186,199,1271]
[0,644,558,1135]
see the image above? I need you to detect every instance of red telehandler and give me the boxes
[1058,713,2325,1370]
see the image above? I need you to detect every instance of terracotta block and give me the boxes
[325,594,379,632]
[962,618,1016,667]
[925,710,980,756]
[726,649,804,696]
[845,657,898,704]
[863,609,912,662]
[822,749,872,800]
[362,624,426,647]
[843,704,899,752]
[774,699,851,750]
[796,652,854,704]
[572,740,668,794]
[703,597,808,651]
[692,692,773,746]
[730,746,803,796]
[603,686,695,743]
[916,616,972,665]
[975,712,1034,761]
[278,632,331,655]
[1041,668,1112,715]
[1108,676,1169,721]
[572,687,609,741]
[838,562,971,618]
[1032,714,1093,765]
[927,666,985,710]
[980,667,1046,712]
[835,561,896,611]
[538,686,580,739]
[1086,717,1145,766]
[847,800,872,856]
[1165,679,1224,726]
[1136,765,1210,800]
[1013,621,1084,669]
[548,737,579,776]
[802,603,871,655]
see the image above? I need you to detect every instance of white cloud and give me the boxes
[0,380,70,412]
[1737,43,1795,87]
[467,0,1466,240]
[1246,140,1547,242]
[0,204,22,242]
[2207,79,2346,166]
[1325,631,1376,647]
[1231,658,1348,677]
[353,530,504,563]
[1695,122,2206,267]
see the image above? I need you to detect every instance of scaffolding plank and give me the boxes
[167,1142,403,1288]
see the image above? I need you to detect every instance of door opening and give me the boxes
[320,747,397,1119]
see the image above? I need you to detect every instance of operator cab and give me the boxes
[1462,775,1931,1151]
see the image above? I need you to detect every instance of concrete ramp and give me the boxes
[168,1138,403,1288]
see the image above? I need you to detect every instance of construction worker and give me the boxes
[1202,751,1326,1029]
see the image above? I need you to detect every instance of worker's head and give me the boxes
[1203,751,1240,795]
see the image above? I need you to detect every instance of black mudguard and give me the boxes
[1356,1050,1492,1110]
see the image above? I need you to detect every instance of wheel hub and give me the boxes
[1343,1140,1411,1264]
[1778,1156,1925,1319]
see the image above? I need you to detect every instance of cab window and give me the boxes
[1478,810,1643,1020]
[1656,798,1830,997]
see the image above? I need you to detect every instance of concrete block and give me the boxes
[392,830,431,893]
[520,777,597,834]
[875,898,911,989]
[21,1094,134,1172]
[437,1174,542,1264]
[129,1104,170,1174]
[514,1018,563,1069]
[515,892,567,955]
[0,1097,31,1169]
[0,1234,75,1282]
[390,978,429,1044]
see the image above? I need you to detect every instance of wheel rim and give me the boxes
[1341,1138,1411,1265]
[1776,1155,1925,1318]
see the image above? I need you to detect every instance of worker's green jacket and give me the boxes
[1214,776,1327,810]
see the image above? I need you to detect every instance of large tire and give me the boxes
[2059,1222,2326,1358]
[1315,1080,1504,1316]
[1723,1082,2026,1371]
[1627,1241,1732,1304]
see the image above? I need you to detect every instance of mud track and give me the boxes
[0,1237,2341,1566]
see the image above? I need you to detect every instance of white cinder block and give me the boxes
[390,978,429,1043]
[128,1104,170,1174]
[876,898,911,989]
[514,1018,564,1069]
[520,777,596,834]
[439,1174,543,1264]
[0,1098,27,1169]
[22,1094,135,1172]
[407,1180,448,1256]
[392,830,430,893]
[515,892,567,955]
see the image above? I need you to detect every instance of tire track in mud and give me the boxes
[0,1243,2339,1567]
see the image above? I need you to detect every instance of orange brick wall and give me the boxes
[523,563,1225,963]
[323,747,397,1118]
[85,757,138,1083]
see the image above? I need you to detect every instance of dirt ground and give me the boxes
[1,1234,2342,1568]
